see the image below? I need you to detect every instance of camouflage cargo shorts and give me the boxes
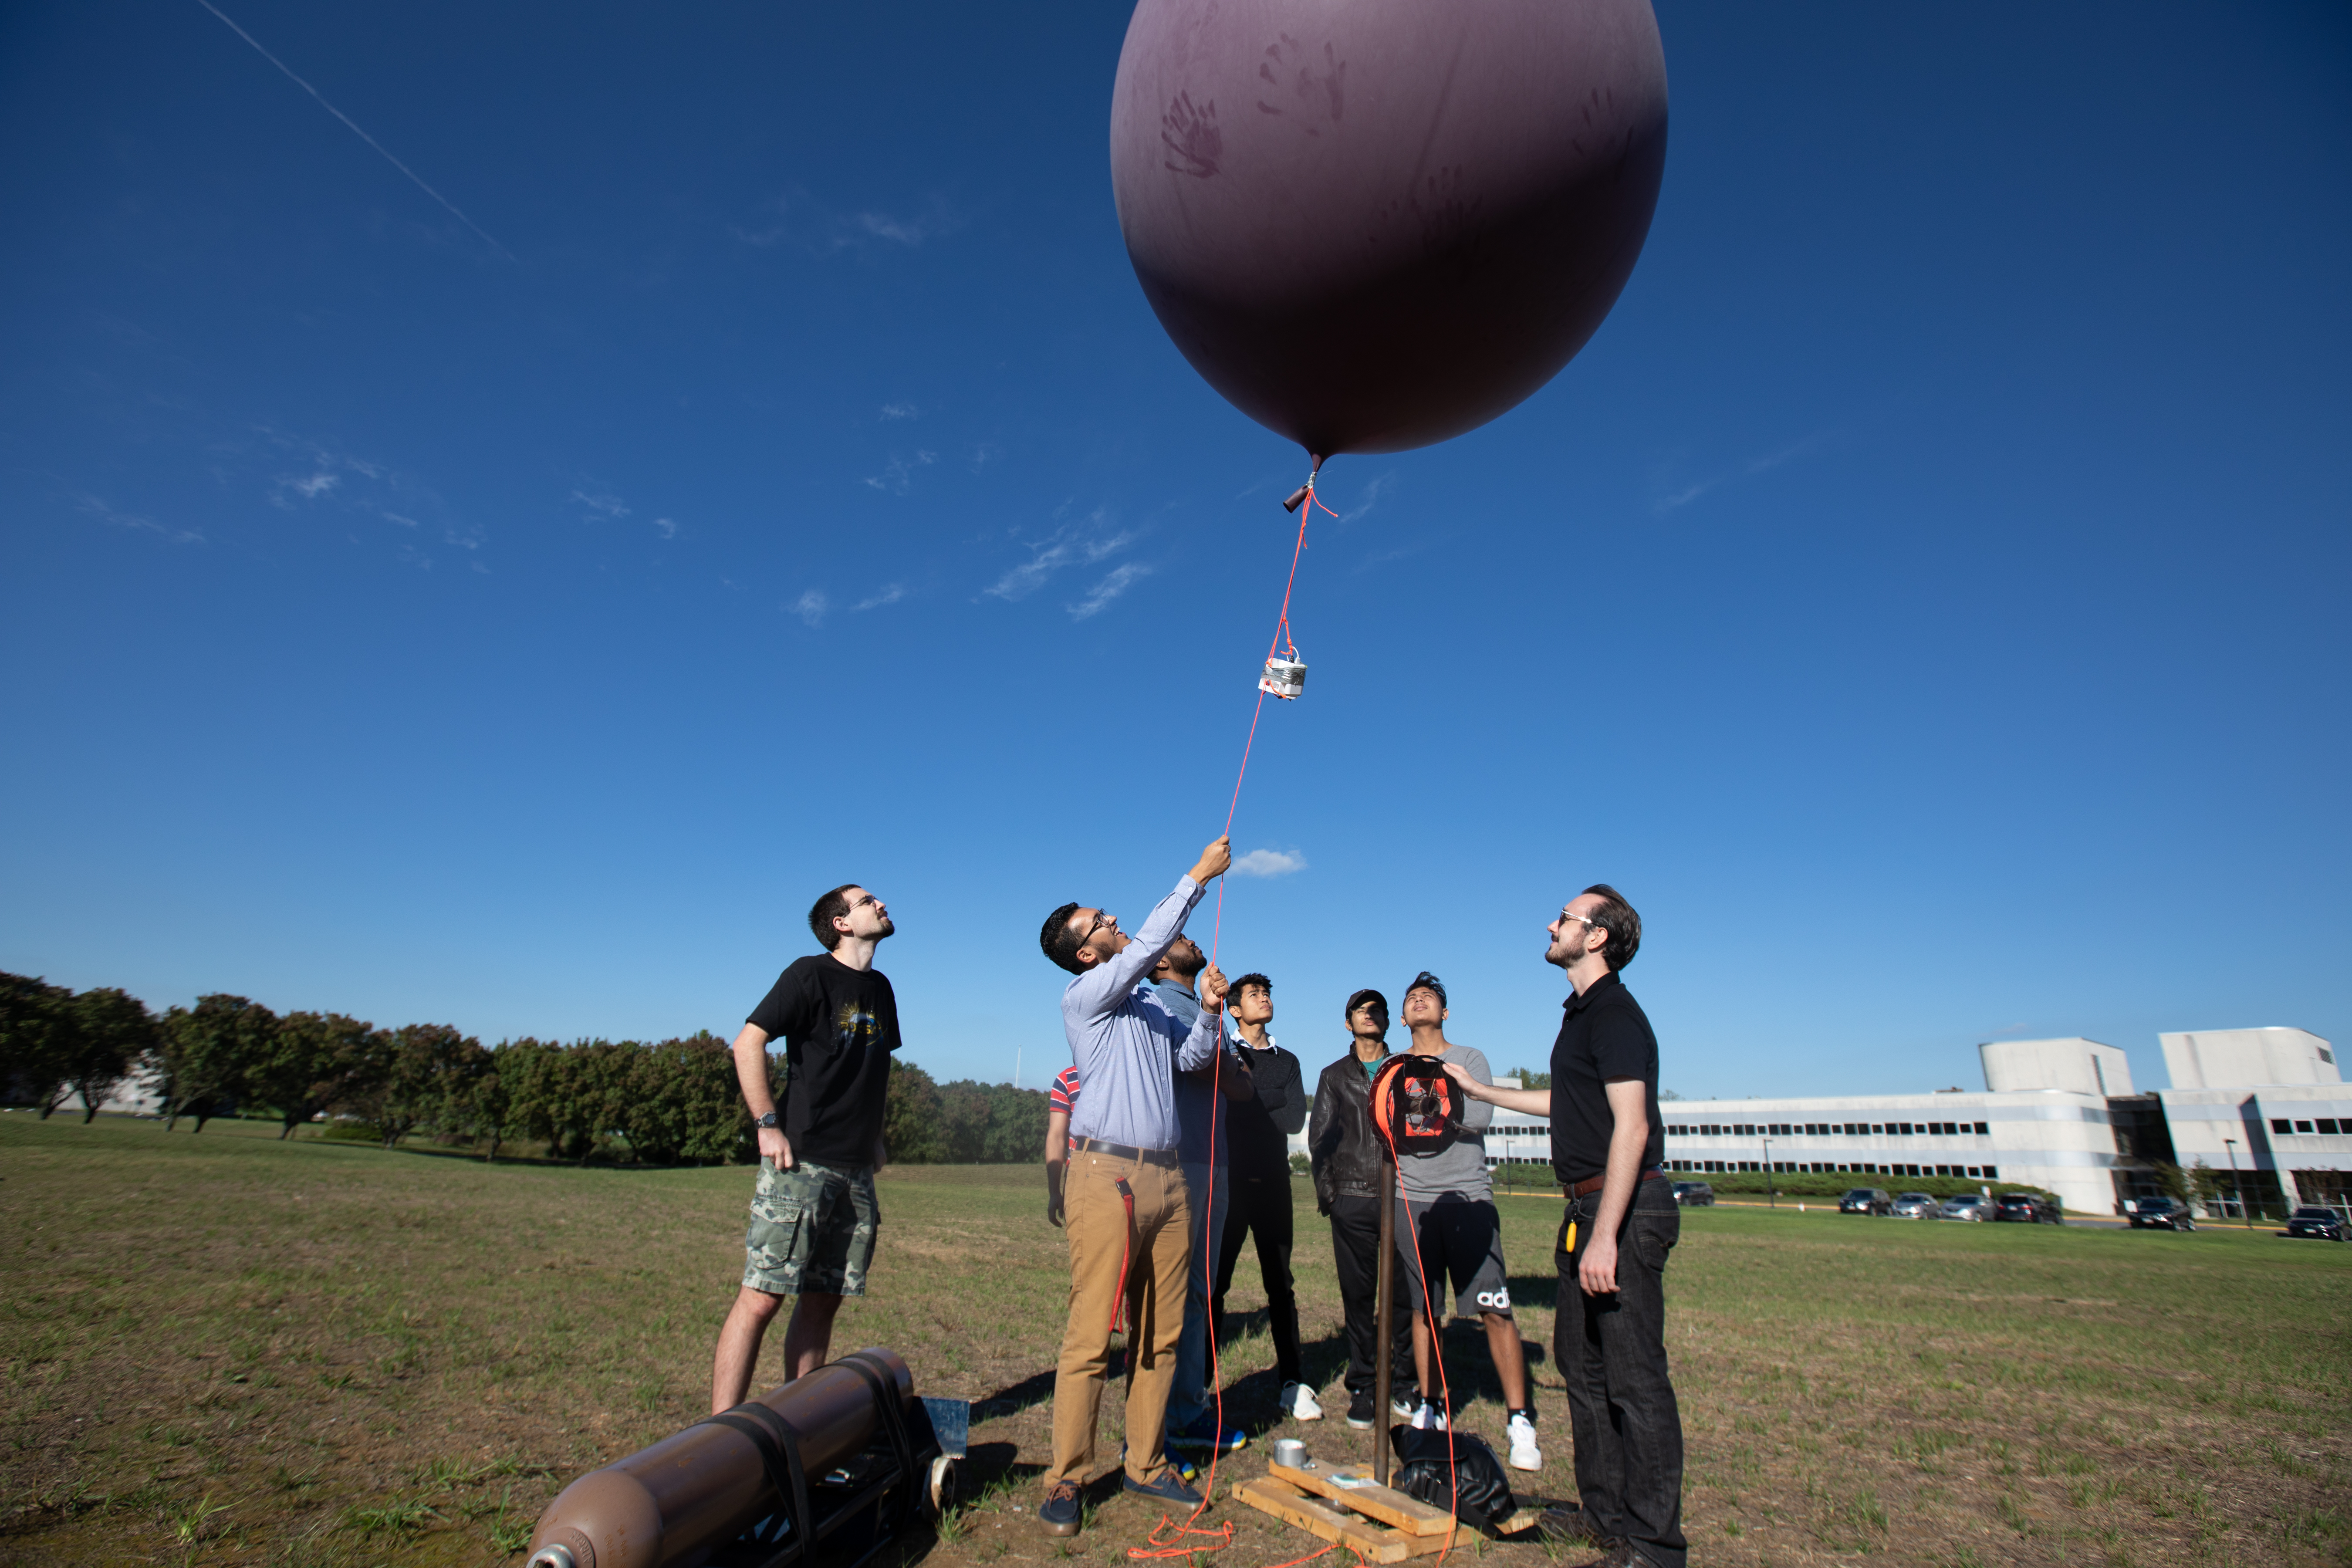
[743,1158,880,1298]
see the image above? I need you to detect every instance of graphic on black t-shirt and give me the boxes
[746,954,902,1168]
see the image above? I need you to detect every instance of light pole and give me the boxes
[1763,1133,1775,1207]
[2224,1137,2250,1228]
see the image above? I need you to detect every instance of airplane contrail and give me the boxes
[191,0,515,261]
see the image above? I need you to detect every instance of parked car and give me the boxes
[1994,1193,2063,1225]
[1890,1192,1940,1218]
[2129,1196,2196,1231]
[1839,1188,1893,1215]
[1938,1194,1994,1222]
[2283,1206,2348,1241]
[1671,1181,1715,1207]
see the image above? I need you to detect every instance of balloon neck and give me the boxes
[1281,456,1325,514]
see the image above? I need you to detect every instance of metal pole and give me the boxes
[1374,1155,1396,1487]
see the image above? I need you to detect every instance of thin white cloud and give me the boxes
[282,471,339,500]
[985,509,1137,602]
[880,402,920,421]
[1232,848,1308,878]
[571,489,631,520]
[865,451,937,495]
[1652,431,1834,517]
[854,583,906,611]
[1338,471,1397,524]
[190,0,513,260]
[1068,561,1154,620]
[969,440,1003,473]
[74,493,202,544]
[789,589,829,627]
[731,190,960,254]
[653,517,677,540]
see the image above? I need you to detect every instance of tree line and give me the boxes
[0,972,1050,1167]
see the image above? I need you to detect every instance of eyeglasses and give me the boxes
[852,893,882,911]
[1556,909,1601,930]
[1080,910,1116,948]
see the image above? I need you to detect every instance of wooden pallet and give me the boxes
[1232,1456,1548,1557]
[1230,1477,1453,1562]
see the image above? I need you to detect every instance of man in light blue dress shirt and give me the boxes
[1033,835,1231,1536]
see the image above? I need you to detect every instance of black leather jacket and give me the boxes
[1307,1051,1392,1213]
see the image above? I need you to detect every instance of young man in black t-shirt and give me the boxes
[709,882,901,1412]
[1444,886,1685,1568]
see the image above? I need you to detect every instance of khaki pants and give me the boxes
[1048,1150,1191,1487]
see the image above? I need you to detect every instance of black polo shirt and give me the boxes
[1548,970,1664,1186]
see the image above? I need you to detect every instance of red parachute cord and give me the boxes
[1128,469,1333,1554]
[1375,1098,1461,1564]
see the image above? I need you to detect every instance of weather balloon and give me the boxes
[1110,0,1668,458]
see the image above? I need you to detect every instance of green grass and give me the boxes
[2,1112,2347,1567]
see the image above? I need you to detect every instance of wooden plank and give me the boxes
[1264,1461,1455,1537]
[1229,1478,1453,1563]
[1487,1507,1541,1537]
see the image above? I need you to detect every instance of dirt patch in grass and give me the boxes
[3,1114,2347,1566]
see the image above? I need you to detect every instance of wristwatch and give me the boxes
[757,1112,779,1129]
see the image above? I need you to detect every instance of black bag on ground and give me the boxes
[1387,1426,1515,1527]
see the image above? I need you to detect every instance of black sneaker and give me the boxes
[1346,1389,1376,1429]
[1038,1480,1082,1537]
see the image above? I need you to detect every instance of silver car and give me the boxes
[1939,1194,1994,1222]
[1889,1192,1940,1218]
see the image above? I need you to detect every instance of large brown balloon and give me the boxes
[1111,0,1667,458]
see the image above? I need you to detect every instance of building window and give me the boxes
[1871,1125,1885,1135]
[2295,1121,2315,1134]
[2320,1119,2342,1135]
[1966,1166,1980,1177]
[1982,1165,1997,1178]
[2272,1119,2293,1134]
[1974,1122,1990,1135]
[1897,1123,1915,1135]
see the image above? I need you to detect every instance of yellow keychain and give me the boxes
[1565,1220,1578,1254]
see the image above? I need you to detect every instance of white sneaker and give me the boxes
[1281,1381,1324,1421]
[1409,1400,1449,1432]
[1506,1410,1542,1471]
[1391,1390,1421,1422]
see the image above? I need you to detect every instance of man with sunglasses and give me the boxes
[711,883,901,1413]
[1033,835,1233,1536]
[1443,886,1684,1568]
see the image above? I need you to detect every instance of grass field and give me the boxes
[3,1114,2347,1568]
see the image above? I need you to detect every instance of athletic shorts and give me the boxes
[743,1159,880,1297]
[1395,1195,1512,1319]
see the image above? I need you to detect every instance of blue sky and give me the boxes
[3,2,2347,1102]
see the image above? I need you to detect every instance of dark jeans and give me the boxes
[1557,1178,1686,1568]
[1214,1170,1302,1384]
[1328,1193,1414,1396]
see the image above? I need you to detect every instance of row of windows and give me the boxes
[1669,1159,1999,1179]
[2272,1118,2345,1135]
[1666,1120,1991,1139]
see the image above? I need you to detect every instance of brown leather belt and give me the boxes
[1073,1136,1180,1169]
[1568,1167,1668,1199]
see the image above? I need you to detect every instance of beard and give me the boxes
[873,915,896,938]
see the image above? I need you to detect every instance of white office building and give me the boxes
[1345,1028,2347,1218]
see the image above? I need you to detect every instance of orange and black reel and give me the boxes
[1371,1054,1460,1156]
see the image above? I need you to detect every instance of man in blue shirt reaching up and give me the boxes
[1033,835,1232,1537]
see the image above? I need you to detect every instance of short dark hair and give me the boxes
[1582,883,1642,970]
[1345,988,1389,1036]
[1040,902,1086,975]
[1404,970,1446,1008]
[808,884,861,950]
[1231,973,1272,1000]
